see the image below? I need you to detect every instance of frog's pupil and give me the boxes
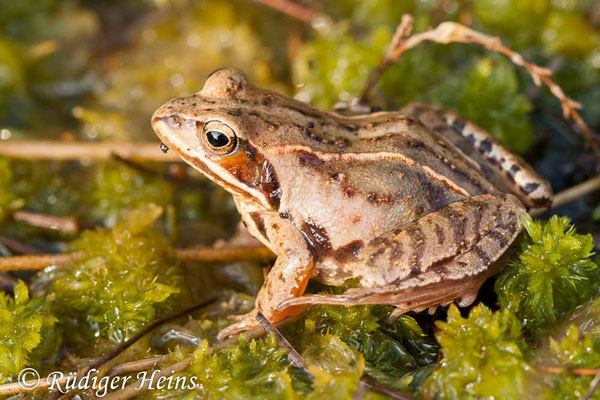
[206,130,230,148]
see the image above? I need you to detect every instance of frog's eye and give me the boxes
[201,120,238,155]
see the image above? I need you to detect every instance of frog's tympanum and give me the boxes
[152,68,552,339]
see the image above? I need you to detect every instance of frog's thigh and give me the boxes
[402,102,552,210]
[277,194,524,314]
[217,214,315,339]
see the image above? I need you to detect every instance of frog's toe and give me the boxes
[458,291,478,307]
[217,311,259,341]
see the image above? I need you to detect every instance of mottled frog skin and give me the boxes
[151,68,552,338]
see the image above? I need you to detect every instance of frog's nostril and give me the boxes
[169,115,182,128]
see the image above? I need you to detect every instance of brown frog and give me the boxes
[151,68,552,339]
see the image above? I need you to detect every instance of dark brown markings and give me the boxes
[406,137,487,194]
[260,159,282,209]
[217,139,281,209]
[521,182,540,194]
[331,173,340,181]
[488,230,509,248]
[471,202,486,239]
[367,192,378,204]
[451,118,466,134]
[418,173,453,212]
[434,224,445,245]
[284,104,322,119]
[470,245,491,266]
[408,227,426,273]
[368,247,386,266]
[226,109,242,117]
[334,240,364,263]
[439,206,467,247]
[301,220,332,260]
[307,121,315,129]
[250,212,267,238]
[407,140,425,149]
[344,187,356,197]
[465,133,476,145]
[479,139,493,153]
[279,211,290,219]
[506,165,521,180]
[297,151,325,168]
[244,143,256,161]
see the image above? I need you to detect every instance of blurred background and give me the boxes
[1,0,599,234]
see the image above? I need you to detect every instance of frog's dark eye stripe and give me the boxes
[201,120,238,155]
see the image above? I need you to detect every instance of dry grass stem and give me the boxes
[12,211,79,234]
[551,175,600,209]
[0,246,274,271]
[360,14,600,161]
[0,141,179,161]
[256,312,313,380]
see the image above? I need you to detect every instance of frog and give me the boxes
[151,68,552,339]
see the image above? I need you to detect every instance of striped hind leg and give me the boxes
[277,194,524,317]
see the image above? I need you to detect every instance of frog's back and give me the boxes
[245,92,499,249]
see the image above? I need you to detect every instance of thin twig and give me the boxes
[359,14,414,103]
[539,365,600,376]
[359,14,600,161]
[0,235,42,255]
[46,299,217,399]
[0,251,85,271]
[12,211,80,234]
[88,299,217,372]
[0,141,180,161]
[101,325,269,400]
[551,176,600,209]
[256,312,313,380]
[0,245,275,271]
[174,246,275,263]
[252,0,322,24]
[584,373,600,400]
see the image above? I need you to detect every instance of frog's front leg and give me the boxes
[217,214,315,340]
[278,194,524,317]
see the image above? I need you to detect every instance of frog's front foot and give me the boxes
[217,309,259,341]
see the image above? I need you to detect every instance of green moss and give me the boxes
[423,304,531,400]
[303,334,365,400]
[52,205,183,344]
[294,304,437,391]
[87,162,173,226]
[187,334,296,399]
[0,281,60,382]
[293,26,391,109]
[542,12,600,58]
[543,325,600,399]
[495,215,598,338]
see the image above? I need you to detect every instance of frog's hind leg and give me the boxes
[402,102,552,210]
[277,193,524,317]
